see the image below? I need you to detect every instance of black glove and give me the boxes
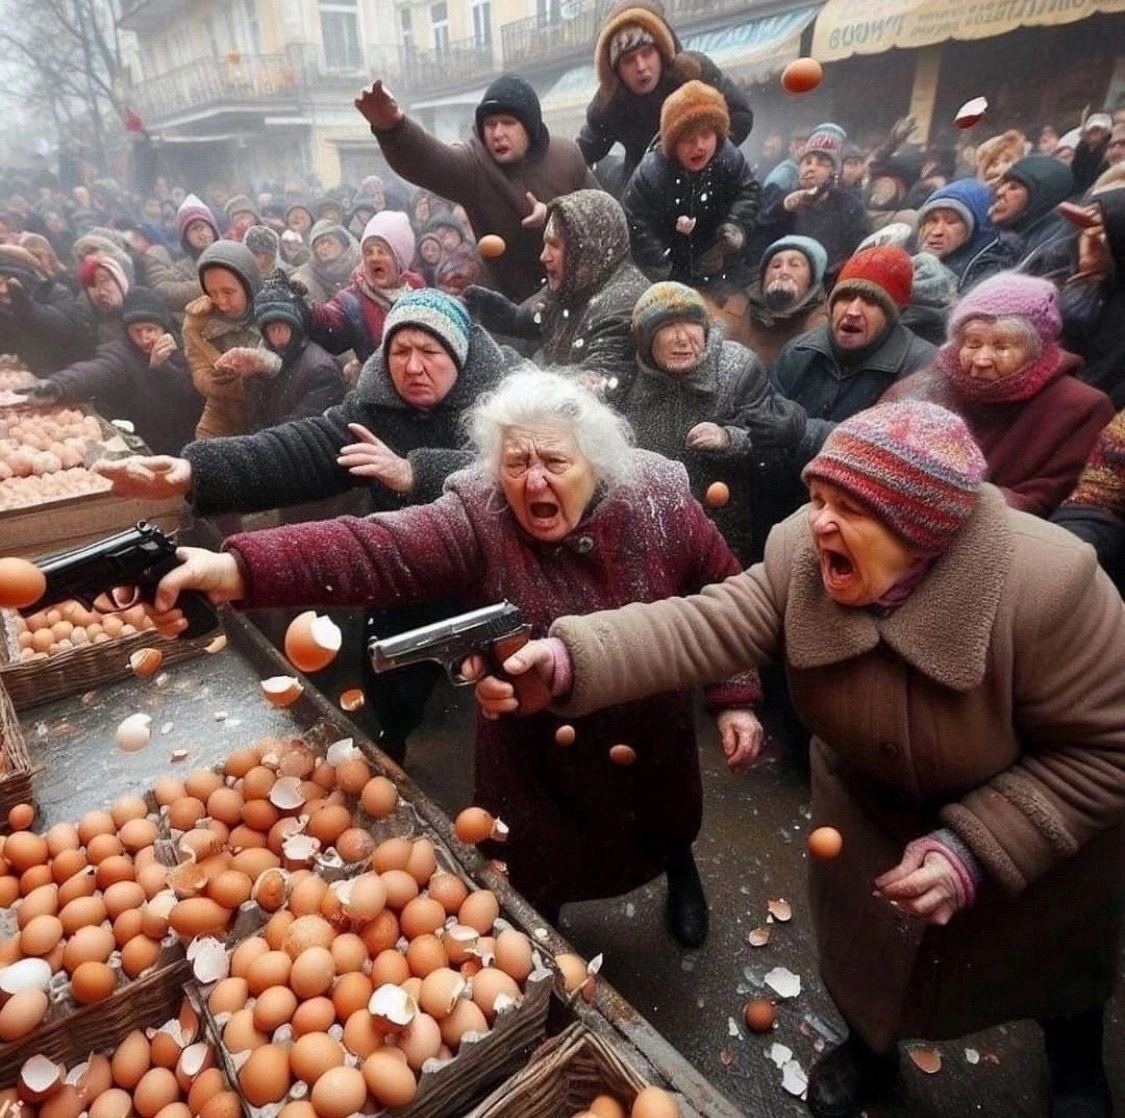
[463,284,520,334]
[717,222,745,252]
[25,379,62,404]
[744,400,807,450]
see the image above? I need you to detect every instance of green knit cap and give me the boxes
[632,281,709,363]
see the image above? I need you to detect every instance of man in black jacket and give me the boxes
[989,154,1075,281]
[577,0,752,194]
[0,256,91,374]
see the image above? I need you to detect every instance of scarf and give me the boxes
[940,340,1065,404]
[351,261,403,309]
[310,241,360,294]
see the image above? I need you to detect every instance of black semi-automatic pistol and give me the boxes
[369,600,551,714]
[26,521,220,640]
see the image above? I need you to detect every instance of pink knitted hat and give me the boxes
[802,401,987,554]
[361,211,416,275]
[947,272,1061,345]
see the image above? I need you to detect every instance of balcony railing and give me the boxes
[130,54,299,124]
[399,37,496,94]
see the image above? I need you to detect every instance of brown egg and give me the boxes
[121,934,162,978]
[153,1105,191,1118]
[439,996,488,1049]
[289,946,335,999]
[139,900,169,942]
[152,779,187,808]
[133,1067,179,1118]
[118,818,158,853]
[206,788,245,828]
[245,949,292,995]
[51,845,87,882]
[288,873,329,916]
[169,897,231,939]
[555,724,577,746]
[199,1093,243,1118]
[4,830,48,872]
[57,869,99,910]
[16,881,59,926]
[59,894,107,935]
[291,996,337,1037]
[263,910,295,951]
[223,1007,268,1054]
[89,1089,134,1118]
[428,872,469,914]
[223,749,260,779]
[359,775,397,818]
[239,1044,291,1106]
[84,832,122,864]
[186,1067,227,1115]
[808,826,844,861]
[495,929,534,983]
[334,757,371,796]
[20,912,64,956]
[7,803,35,831]
[331,971,372,1022]
[370,948,411,988]
[242,798,279,833]
[289,1031,344,1086]
[284,611,342,674]
[104,880,147,920]
[705,481,730,508]
[0,877,17,907]
[589,1097,626,1118]
[253,984,299,1033]
[19,863,53,893]
[305,805,351,848]
[282,915,334,959]
[0,987,48,1040]
[94,853,135,890]
[476,234,506,259]
[405,839,437,886]
[230,847,279,880]
[471,967,521,1021]
[780,55,823,94]
[74,1054,114,1104]
[459,890,500,935]
[400,896,446,939]
[62,923,115,972]
[310,1065,366,1118]
[110,795,149,828]
[342,1008,384,1058]
[137,861,169,899]
[397,1012,442,1071]
[419,967,466,1020]
[70,960,116,1003]
[241,766,277,802]
[149,1028,183,1071]
[0,557,46,608]
[111,1029,152,1089]
[184,769,224,803]
[405,933,448,978]
[380,869,419,910]
[631,1086,681,1117]
[361,1050,417,1108]
[166,797,206,832]
[454,807,494,845]
[360,909,400,955]
[608,744,637,767]
[204,977,248,1018]
[371,836,412,873]
[207,869,253,909]
[743,997,776,1033]
[279,1104,318,1118]
[334,828,375,865]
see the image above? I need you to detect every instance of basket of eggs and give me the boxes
[0,677,34,826]
[465,1022,688,1118]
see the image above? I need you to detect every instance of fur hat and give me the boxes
[831,246,914,319]
[595,5,677,93]
[660,80,729,157]
[975,130,1027,182]
[802,401,986,554]
[632,281,709,363]
[383,289,471,368]
[361,211,416,275]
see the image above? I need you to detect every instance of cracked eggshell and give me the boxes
[115,713,153,752]
[260,676,303,708]
[284,612,342,674]
[0,957,52,995]
[129,648,164,679]
[187,937,230,984]
[19,1054,64,1102]
[368,983,418,1031]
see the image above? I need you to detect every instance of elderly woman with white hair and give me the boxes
[151,368,764,945]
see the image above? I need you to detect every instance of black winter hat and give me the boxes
[475,76,548,154]
[1003,155,1074,225]
[252,270,307,338]
[122,286,174,332]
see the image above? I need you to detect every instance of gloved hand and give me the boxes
[744,400,807,450]
[24,379,62,404]
[717,222,745,252]
[695,241,726,277]
[463,284,521,334]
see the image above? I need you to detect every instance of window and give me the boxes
[535,0,559,25]
[430,2,449,53]
[400,7,413,50]
[320,0,362,70]
[243,0,262,54]
[471,0,491,46]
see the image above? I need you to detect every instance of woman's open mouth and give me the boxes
[820,546,855,590]
[529,500,559,521]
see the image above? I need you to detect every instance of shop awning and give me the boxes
[539,4,822,116]
[812,0,1125,62]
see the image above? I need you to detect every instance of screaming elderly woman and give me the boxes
[152,369,764,947]
[473,400,1125,1118]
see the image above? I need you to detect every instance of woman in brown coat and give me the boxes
[474,400,1125,1118]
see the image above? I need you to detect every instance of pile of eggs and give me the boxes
[0,367,36,392]
[153,736,544,1114]
[0,408,111,508]
[0,798,173,1041]
[0,998,242,1118]
[11,600,157,662]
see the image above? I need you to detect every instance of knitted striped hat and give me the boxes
[632,281,709,362]
[382,289,471,368]
[802,401,986,554]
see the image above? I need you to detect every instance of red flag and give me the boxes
[124,107,145,133]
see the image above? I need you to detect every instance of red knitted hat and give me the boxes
[801,401,986,554]
[831,246,914,320]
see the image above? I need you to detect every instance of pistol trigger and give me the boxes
[448,660,471,687]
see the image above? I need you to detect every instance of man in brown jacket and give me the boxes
[355,75,600,302]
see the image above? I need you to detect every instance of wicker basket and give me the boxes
[0,608,217,710]
[0,955,192,1085]
[466,1022,656,1117]
[0,675,34,823]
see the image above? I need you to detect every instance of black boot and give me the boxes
[806,1033,900,1118]
[1042,1009,1113,1118]
[664,846,709,948]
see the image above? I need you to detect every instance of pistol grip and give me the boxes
[177,590,220,641]
[492,632,552,715]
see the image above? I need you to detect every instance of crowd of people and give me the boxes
[3,2,1125,1115]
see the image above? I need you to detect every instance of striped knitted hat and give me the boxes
[802,401,986,554]
[831,246,914,322]
[382,289,471,368]
[632,281,709,362]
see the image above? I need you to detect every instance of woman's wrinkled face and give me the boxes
[919,208,970,257]
[314,235,344,263]
[957,319,1035,381]
[362,237,400,288]
[651,320,706,374]
[499,423,597,543]
[386,327,458,409]
[807,479,920,607]
[203,266,248,318]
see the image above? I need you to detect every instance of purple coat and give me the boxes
[227,451,759,907]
